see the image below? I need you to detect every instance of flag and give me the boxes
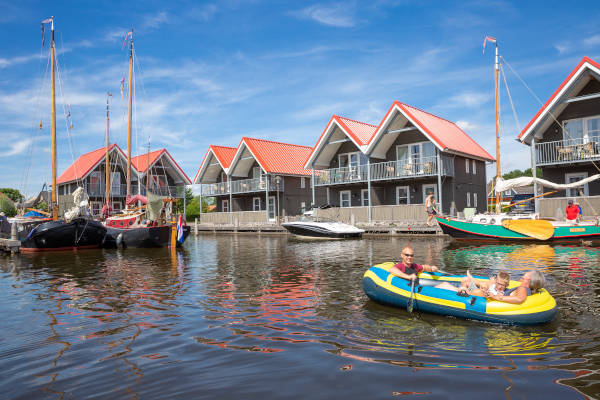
[483,36,497,53]
[122,30,132,50]
[176,214,184,244]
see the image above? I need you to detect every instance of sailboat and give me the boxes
[436,37,600,242]
[19,17,107,252]
[101,30,190,248]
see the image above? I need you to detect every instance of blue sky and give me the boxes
[1,0,600,197]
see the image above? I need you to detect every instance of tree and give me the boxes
[0,188,24,203]
[0,193,17,217]
[502,167,542,180]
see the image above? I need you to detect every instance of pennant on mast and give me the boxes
[483,35,497,54]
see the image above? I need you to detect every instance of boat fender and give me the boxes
[116,233,124,247]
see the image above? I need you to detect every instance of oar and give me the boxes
[407,279,416,313]
[501,219,554,240]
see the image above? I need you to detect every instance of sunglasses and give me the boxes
[402,253,414,257]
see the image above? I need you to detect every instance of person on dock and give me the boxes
[389,246,439,282]
[485,270,546,304]
[566,199,579,224]
[425,193,438,226]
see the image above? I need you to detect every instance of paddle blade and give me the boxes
[501,219,554,240]
[407,280,415,313]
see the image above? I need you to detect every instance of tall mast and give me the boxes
[105,93,111,206]
[494,41,501,213]
[126,29,134,202]
[146,137,150,194]
[50,17,58,221]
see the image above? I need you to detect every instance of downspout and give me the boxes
[265,171,269,222]
[228,177,232,224]
[531,136,538,214]
[311,168,315,208]
[437,149,443,214]
[367,159,372,222]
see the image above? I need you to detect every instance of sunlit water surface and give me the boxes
[1,235,599,399]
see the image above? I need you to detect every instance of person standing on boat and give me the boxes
[390,246,439,282]
[566,199,579,224]
[425,193,438,226]
[485,270,546,304]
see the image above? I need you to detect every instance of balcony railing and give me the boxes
[535,137,600,166]
[314,156,453,186]
[201,176,284,196]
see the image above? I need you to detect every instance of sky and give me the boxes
[1,0,600,197]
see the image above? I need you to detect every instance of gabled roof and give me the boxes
[57,144,127,184]
[366,101,495,162]
[193,145,237,184]
[132,148,192,185]
[518,57,600,144]
[229,137,314,177]
[305,115,377,168]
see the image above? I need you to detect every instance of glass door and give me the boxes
[268,196,276,220]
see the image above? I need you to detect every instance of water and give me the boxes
[1,236,599,399]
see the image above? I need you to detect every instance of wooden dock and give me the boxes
[0,238,20,253]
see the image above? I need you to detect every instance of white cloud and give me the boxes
[142,12,169,29]
[448,91,490,108]
[291,3,356,28]
[584,34,600,47]
[191,4,218,22]
[1,138,33,157]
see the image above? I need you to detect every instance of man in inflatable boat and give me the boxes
[436,270,546,305]
[389,246,439,281]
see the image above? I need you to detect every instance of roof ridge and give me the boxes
[399,102,459,127]
[336,115,377,127]
[243,137,313,149]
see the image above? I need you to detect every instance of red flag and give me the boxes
[483,36,497,54]
[122,30,132,50]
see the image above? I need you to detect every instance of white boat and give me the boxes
[281,209,364,239]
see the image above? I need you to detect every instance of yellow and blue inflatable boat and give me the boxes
[363,262,557,325]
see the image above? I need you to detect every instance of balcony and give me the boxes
[201,176,284,196]
[314,156,453,186]
[535,137,600,166]
[84,183,185,198]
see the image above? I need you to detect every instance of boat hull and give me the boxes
[436,216,600,242]
[363,262,557,325]
[102,225,190,248]
[20,218,107,252]
[281,222,363,238]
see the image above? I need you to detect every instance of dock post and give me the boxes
[11,222,17,241]
[194,218,198,235]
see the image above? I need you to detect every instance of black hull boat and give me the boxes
[281,220,364,239]
[102,225,191,249]
[20,218,107,252]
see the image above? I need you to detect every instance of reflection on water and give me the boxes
[1,237,599,398]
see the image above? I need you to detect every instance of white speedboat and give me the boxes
[281,211,364,239]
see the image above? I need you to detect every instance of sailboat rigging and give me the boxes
[101,30,190,248]
[435,37,600,242]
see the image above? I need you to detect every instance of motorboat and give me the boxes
[281,209,364,239]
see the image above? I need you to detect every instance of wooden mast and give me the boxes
[105,93,111,208]
[494,41,501,213]
[50,17,58,221]
[146,138,150,195]
[126,29,133,203]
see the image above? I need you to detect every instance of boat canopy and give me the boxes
[495,174,600,193]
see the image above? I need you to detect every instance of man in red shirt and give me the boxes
[389,246,439,281]
[566,199,579,224]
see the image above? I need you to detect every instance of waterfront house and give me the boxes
[518,57,600,215]
[195,138,323,223]
[305,101,495,221]
[56,144,190,216]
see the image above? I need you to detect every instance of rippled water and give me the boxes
[1,235,599,399]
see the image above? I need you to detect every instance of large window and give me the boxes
[397,142,435,173]
[422,184,437,204]
[564,116,600,142]
[301,177,305,189]
[340,190,351,207]
[396,186,410,205]
[361,189,369,206]
[565,172,588,197]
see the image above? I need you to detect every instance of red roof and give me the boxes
[193,145,237,183]
[370,101,495,161]
[519,57,600,142]
[335,116,377,146]
[132,148,191,184]
[241,137,314,176]
[57,144,122,184]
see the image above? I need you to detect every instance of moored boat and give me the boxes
[362,262,557,325]
[281,218,364,239]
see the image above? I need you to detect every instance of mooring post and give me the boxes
[194,217,198,235]
[11,222,17,240]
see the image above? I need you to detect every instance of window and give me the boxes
[397,142,435,174]
[301,177,305,189]
[111,172,121,195]
[361,189,369,207]
[253,197,261,211]
[565,172,588,197]
[252,166,264,180]
[112,202,121,213]
[563,116,600,142]
[473,192,478,208]
[422,184,437,203]
[466,159,470,173]
[340,190,351,207]
[301,202,306,213]
[222,199,229,212]
[472,160,476,175]
[91,201,102,216]
[90,171,101,195]
[466,192,471,207]
[396,186,410,205]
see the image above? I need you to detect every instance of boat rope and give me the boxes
[500,65,521,133]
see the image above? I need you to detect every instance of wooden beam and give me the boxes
[385,126,418,134]
[327,138,351,145]
[564,92,600,103]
